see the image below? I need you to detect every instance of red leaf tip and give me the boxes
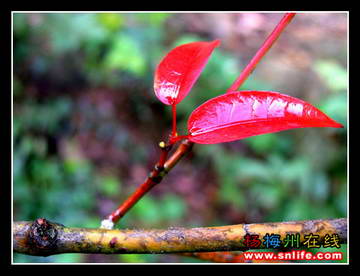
[211,39,221,47]
[333,121,344,128]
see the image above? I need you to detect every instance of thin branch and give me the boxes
[227,13,296,92]
[171,104,177,139]
[14,217,347,257]
[101,139,194,228]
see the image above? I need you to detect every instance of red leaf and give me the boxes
[154,40,220,105]
[187,91,343,144]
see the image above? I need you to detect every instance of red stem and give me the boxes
[106,178,157,223]
[170,135,189,145]
[172,104,177,137]
[158,147,169,168]
[227,13,296,92]
[104,140,193,225]
[106,144,170,224]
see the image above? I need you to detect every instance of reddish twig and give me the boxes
[227,13,296,92]
[171,104,177,138]
[101,139,193,228]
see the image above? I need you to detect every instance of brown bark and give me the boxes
[13,217,347,257]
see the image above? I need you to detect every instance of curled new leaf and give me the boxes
[187,91,343,144]
[154,40,221,105]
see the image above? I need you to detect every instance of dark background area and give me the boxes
[13,12,347,263]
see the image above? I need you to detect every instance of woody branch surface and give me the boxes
[13,218,347,257]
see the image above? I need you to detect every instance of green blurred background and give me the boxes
[13,12,347,263]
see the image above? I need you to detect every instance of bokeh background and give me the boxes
[13,12,347,263]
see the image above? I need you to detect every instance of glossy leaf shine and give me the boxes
[154,40,220,105]
[188,91,343,144]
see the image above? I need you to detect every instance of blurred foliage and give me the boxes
[13,13,347,263]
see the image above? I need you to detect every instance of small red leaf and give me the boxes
[154,40,220,105]
[188,91,343,144]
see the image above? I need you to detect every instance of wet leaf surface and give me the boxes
[188,91,343,144]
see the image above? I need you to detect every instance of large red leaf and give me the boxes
[187,91,343,144]
[154,40,220,105]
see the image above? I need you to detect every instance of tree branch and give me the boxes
[14,217,347,257]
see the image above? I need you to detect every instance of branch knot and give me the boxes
[28,218,59,253]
